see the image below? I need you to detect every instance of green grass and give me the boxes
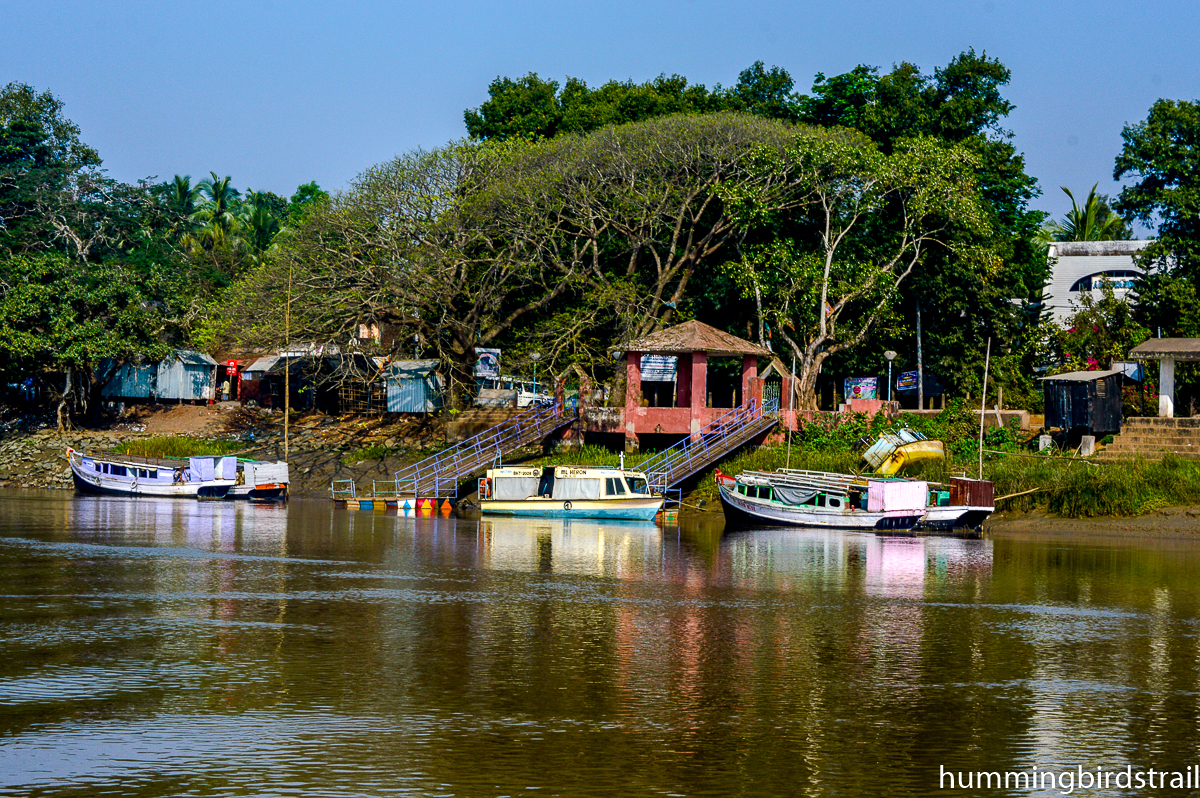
[116,436,243,458]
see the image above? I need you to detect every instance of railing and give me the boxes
[331,479,356,500]
[391,399,572,499]
[640,397,780,493]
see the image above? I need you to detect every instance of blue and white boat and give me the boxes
[479,465,664,520]
[67,448,236,498]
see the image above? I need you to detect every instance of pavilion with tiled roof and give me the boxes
[620,320,770,451]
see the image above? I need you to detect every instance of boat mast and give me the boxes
[786,356,795,470]
[978,337,991,480]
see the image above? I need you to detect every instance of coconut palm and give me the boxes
[168,174,199,216]
[1040,184,1132,242]
[192,172,241,236]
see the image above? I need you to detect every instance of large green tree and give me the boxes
[1113,99,1200,337]
[725,131,992,409]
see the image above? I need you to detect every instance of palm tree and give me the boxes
[168,175,199,217]
[192,172,241,236]
[240,189,282,260]
[1040,184,1132,242]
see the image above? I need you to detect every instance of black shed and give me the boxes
[1040,369,1123,434]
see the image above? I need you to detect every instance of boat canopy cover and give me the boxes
[773,485,820,505]
[493,475,540,500]
[551,478,602,501]
[189,457,215,481]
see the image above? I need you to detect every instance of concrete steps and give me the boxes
[1098,418,1200,460]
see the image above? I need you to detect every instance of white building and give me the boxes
[1042,240,1153,323]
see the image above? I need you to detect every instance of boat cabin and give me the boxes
[485,465,652,502]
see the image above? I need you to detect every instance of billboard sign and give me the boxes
[474,348,501,380]
[844,376,878,401]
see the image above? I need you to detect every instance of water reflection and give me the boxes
[2,491,1200,797]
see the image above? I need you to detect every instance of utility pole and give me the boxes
[916,299,924,411]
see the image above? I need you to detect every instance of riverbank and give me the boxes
[985,506,1200,539]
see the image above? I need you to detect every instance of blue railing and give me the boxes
[391,399,572,499]
[640,397,780,493]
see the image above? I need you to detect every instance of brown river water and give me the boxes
[3,490,1200,797]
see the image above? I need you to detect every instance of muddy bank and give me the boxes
[985,506,1200,541]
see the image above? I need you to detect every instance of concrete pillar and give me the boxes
[689,352,707,440]
[676,354,691,408]
[1079,435,1095,457]
[740,355,758,408]
[1038,434,1052,452]
[624,350,642,453]
[1160,357,1175,418]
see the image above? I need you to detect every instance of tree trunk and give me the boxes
[56,366,73,432]
[794,356,824,412]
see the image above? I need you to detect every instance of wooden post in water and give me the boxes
[978,337,991,481]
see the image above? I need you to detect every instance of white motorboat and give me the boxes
[479,465,664,521]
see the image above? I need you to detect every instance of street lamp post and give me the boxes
[530,352,542,402]
[884,350,897,402]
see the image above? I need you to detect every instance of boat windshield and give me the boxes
[625,477,649,494]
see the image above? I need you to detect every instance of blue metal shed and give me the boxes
[98,361,156,400]
[386,360,443,413]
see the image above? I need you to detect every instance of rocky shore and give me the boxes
[0,406,449,498]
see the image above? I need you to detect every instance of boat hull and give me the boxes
[917,505,993,530]
[480,497,663,521]
[70,469,233,498]
[718,483,920,530]
[227,483,288,501]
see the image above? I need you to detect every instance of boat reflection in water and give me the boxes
[476,515,665,577]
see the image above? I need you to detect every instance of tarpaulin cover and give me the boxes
[773,485,820,505]
[551,478,602,501]
[216,457,236,480]
[493,476,540,500]
[189,457,215,482]
[867,480,928,515]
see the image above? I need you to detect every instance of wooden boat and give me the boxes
[67,448,235,498]
[227,460,290,501]
[717,469,928,530]
[479,465,664,520]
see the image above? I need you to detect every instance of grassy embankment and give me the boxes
[116,437,243,458]
[534,401,1200,518]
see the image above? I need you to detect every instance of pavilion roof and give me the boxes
[624,320,771,357]
[1129,338,1200,360]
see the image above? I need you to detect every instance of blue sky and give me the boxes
[4,0,1197,229]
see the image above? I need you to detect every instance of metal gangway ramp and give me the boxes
[639,397,779,494]
[392,400,574,499]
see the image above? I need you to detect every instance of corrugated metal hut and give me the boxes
[1040,369,1123,434]
[156,350,218,402]
[98,360,156,400]
[386,359,444,413]
[98,350,217,402]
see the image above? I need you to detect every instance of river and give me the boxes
[3,491,1200,796]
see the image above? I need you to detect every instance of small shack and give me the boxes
[386,360,444,413]
[157,350,218,402]
[1040,370,1123,435]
